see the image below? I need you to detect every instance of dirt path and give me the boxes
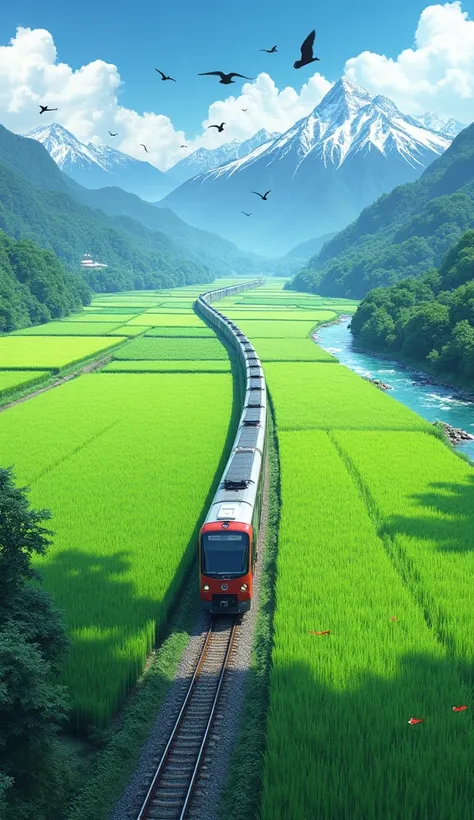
[0,355,112,414]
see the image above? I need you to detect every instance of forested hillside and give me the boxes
[351,229,474,383]
[289,122,474,298]
[0,230,90,332]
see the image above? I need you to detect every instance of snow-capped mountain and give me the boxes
[159,79,452,256]
[414,113,467,139]
[24,123,175,200]
[168,129,280,186]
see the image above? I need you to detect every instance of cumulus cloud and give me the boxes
[2,6,474,171]
[0,26,331,169]
[344,1,474,122]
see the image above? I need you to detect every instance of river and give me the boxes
[315,317,474,461]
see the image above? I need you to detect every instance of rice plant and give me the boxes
[113,337,228,361]
[0,373,233,728]
[102,360,231,372]
[126,314,207,327]
[11,322,124,336]
[252,339,337,361]
[0,336,125,372]
[0,370,50,398]
[265,362,432,431]
[261,430,472,820]
[145,326,216,337]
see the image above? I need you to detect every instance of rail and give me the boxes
[136,616,237,820]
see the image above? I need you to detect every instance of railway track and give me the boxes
[136,615,237,820]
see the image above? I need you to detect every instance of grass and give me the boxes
[126,314,207,327]
[252,338,337,362]
[0,369,50,398]
[232,320,321,338]
[63,314,138,323]
[222,310,338,322]
[145,326,216,337]
[260,430,472,820]
[113,337,229,361]
[107,326,152,337]
[102,360,231,373]
[10,322,123,336]
[333,430,474,670]
[0,336,125,372]
[0,373,233,729]
[265,362,433,432]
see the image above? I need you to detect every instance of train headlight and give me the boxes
[203,584,210,591]
[240,583,248,592]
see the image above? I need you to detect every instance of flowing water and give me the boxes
[315,317,474,461]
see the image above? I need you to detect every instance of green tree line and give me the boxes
[351,229,474,383]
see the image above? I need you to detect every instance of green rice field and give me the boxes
[11,321,124,336]
[145,326,216,337]
[232,320,322,338]
[252,338,337,361]
[113,337,229,361]
[0,369,50,398]
[103,360,231,373]
[0,373,232,727]
[126,313,206,327]
[0,336,126,371]
[63,313,138,323]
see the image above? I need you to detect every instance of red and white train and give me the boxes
[196,283,267,614]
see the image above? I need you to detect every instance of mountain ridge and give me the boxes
[159,78,451,256]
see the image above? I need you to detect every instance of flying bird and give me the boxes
[208,122,225,133]
[308,630,330,636]
[452,705,468,712]
[241,211,252,216]
[294,30,320,69]
[260,45,277,53]
[198,71,254,85]
[242,108,248,112]
[252,190,271,200]
[140,144,148,153]
[155,69,176,82]
[408,717,425,725]
[39,105,57,114]
[108,131,118,136]
[180,144,188,148]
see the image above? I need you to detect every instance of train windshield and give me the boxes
[201,532,249,577]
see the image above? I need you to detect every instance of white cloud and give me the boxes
[2,6,474,172]
[0,26,331,170]
[344,1,474,122]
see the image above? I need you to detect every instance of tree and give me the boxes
[0,467,70,820]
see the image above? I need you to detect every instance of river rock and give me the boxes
[365,378,392,391]
[434,421,474,445]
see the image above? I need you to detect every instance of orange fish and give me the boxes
[308,630,331,636]
[452,705,468,712]
[408,717,425,725]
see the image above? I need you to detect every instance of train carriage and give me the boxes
[196,282,267,614]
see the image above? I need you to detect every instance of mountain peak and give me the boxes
[315,77,373,122]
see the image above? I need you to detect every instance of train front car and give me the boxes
[199,432,264,613]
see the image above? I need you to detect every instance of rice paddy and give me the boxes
[0,373,232,728]
[11,322,124,335]
[126,313,206,327]
[252,338,337,362]
[0,336,125,371]
[113,337,229,361]
[0,369,50,398]
[103,360,231,373]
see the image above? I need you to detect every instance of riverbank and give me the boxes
[314,317,474,461]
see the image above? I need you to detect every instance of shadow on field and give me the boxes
[261,651,473,820]
[384,473,474,554]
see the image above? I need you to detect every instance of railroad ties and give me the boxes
[136,616,237,820]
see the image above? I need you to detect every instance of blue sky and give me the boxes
[2,0,473,134]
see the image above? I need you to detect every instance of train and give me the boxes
[195,281,267,615]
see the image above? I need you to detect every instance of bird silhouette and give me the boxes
[252,190,271,200]
[241,211,252,216]
[108,131,118,136]
[198,71,253,85]
[260,45,277,53]
[39,105,57,114]
[155,69,176,82]
[180,144,188,148]
[208,122,225,133]
[294,30,319,69]
[242,108,248,112]
[140,144,148,153]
